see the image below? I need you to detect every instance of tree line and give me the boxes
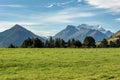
[8,36,120,48]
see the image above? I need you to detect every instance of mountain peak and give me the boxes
[12,24,26,30]
[0,24,44,47]
[54,24,113,42]
[66,25,76,29]
[80,24,88,26]
[96,25,102,29]
[14,24,23,27]
[15,24,21,26]
[77,24,91,29]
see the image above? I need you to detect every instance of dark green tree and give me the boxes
[67,39,71,47]
[67,39,82,48]
[31,38,43,48]
[74,40,82,48]
[45,40,49,48]
[115,39,120,47]
[60,39,65,48]
[70,38,75,48]
[54,38,65,48]
[54,38,60,47]
[48,37,54,48]
[21,38,33,48]
[100,39,108,48]
[21,38,43,48]
[109,41,116,48]
[8,44,15,48]
[83,36,96,48]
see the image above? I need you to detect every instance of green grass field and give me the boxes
[0,48,120,80]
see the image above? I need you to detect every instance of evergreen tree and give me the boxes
[67,39,82,48]
[70,38,76,48]
[67,39,71,47]
[60,39,65,48]
[54,38,60,47]
[48,37,54,48]
[21,38,43,48]
[31,38,43,48]
[21,38,33,48]
[54,38,65,48]
[45,40,49,48]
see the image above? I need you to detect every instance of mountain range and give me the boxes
[0,24,114,47]
[54,24,113,42]
[0,24,44,47]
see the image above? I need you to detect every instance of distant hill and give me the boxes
[112,30,120,38]
[107,30,120,42]
[54,24,113,42]
[0,24,44,47]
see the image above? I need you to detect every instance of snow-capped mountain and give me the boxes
[77,24,113,36]
[54,24,113,42]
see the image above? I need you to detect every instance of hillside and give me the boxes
[112,30,120,38]
[0,24,44,47]
[107,30,120,42]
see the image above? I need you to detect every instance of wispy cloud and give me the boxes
[115,18,120,21]
[77,0,82,3]
[12,7,95,24]
[0,4,24,8]
[47,0,76,8]
[44,12,95,23]
[47,4,54,8]
[30,29,58,37]
[0,21,39,29]
[0,20,59,36]
[43,7,95,23]
[0,6,96,36]
[59,0,74,5]
[86,0,120,13]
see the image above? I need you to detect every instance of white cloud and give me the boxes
[86,0,120,12]
[0,21,38,26]
[44,12,95,23]
[29,7,95,24]
[77,0,82,3]
[0,21,39,32]
[0,21,56,37]
[116,18,120,21]
[0,7,96,36]
[30,30,57,37]
[46,0,74,8]
[43,8,95,23]
[47,0,82,8]
[59,0,74,5]
[0,4,24,8]
[47,4,54,8]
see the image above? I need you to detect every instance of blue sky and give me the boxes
[0,0,120,36]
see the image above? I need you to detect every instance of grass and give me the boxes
[0,48,120,80]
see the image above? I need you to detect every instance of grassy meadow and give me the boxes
[0,48,120,80]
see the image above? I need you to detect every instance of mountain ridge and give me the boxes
[54,24,113,42]
[0,24,114,47]
[0,24,44,47]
